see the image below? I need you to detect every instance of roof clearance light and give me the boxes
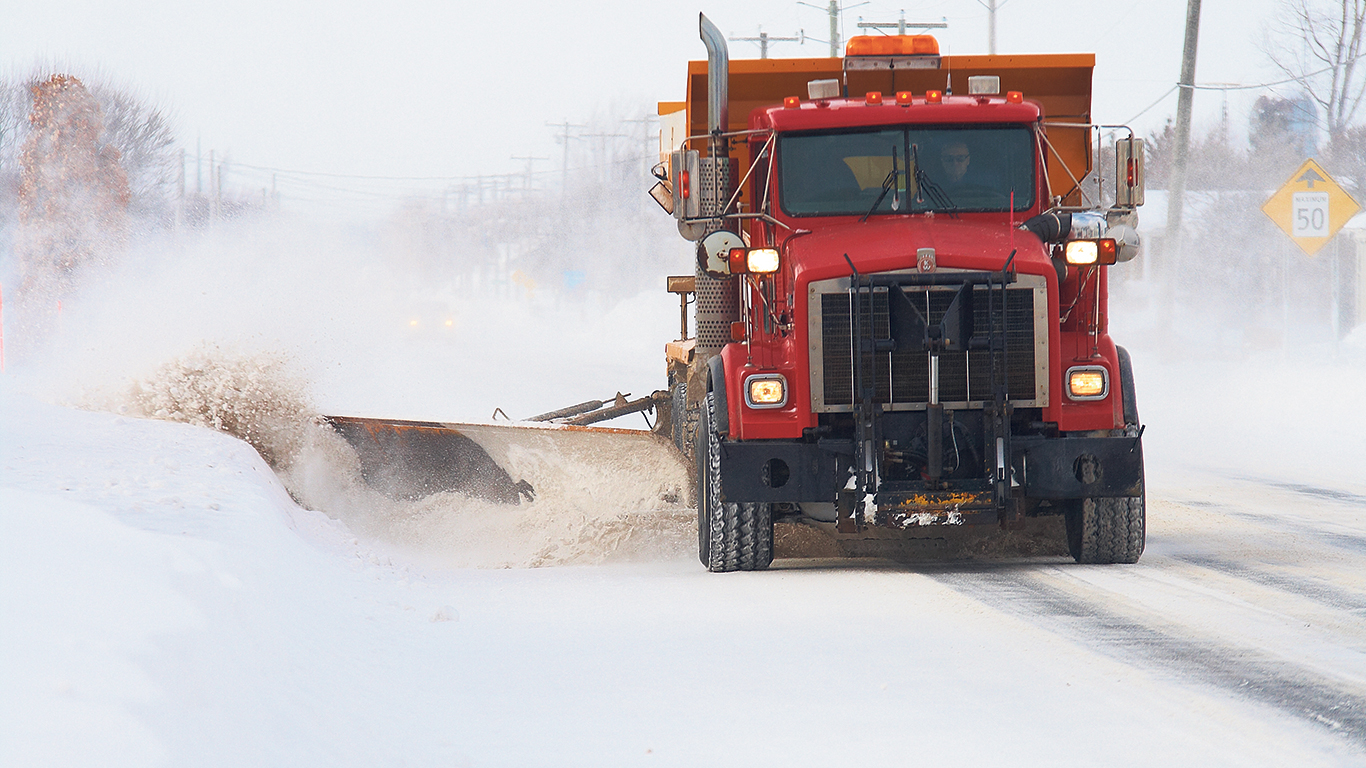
[926,89,943,104]
[896,90,914,106]
[865,91,883,105]
[1006,91,1024,104]
[746,248,781,274]
[784,96,801,109]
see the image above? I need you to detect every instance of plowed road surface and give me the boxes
[4,390,1365,766]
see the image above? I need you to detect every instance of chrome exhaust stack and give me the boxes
[699,13,729,156]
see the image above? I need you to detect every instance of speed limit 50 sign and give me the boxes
[1262,159,1361,256]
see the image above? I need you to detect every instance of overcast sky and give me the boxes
[4,0,1291,212]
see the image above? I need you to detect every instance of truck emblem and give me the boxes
[917,247,936,273]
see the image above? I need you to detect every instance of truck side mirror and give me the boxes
[1114,137,1144,207]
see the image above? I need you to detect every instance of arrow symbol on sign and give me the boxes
[1297,168,1325,188]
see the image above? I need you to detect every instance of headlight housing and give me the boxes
[727,247,781,275]
[1066,366,1109,400]
[1064,239,1118,266]
[745,374,788,408]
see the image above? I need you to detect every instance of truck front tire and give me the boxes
[1066,494,1145,564]
[697,392,773,572]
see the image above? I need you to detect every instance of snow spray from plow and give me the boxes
[124,350,694,567]
[311,392,695,567]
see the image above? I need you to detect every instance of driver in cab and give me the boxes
[938,140,973,188]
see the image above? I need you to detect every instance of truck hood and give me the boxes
[786,215,1052,286]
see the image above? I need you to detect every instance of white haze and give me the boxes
[2,0,1286,191]
[2,178,1361,571]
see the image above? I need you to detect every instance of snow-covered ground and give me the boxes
[5,217,1366,765]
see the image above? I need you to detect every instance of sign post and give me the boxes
[1262,160,1361,354]
[1261,159,1361,256]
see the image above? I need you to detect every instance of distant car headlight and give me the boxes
[1066,366,1109,400]
[745,374,787,408]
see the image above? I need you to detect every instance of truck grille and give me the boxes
[810,274,1048,411]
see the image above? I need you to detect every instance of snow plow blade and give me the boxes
[324,414,683,506]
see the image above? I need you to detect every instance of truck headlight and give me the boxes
[747,248,781,274]
[1064,239,1118,266]
[1066,366,1109,400]
[745,374,787,408]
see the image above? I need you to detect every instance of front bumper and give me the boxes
[716,433,1144,506]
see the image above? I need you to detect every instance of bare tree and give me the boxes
[1266,0,1366,142]
[0,68,178,229]
[15,75,131,295]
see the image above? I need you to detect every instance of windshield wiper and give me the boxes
[910,144,958,216]
[860,145,900,223]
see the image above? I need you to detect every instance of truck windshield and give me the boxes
[778,125,1036,216]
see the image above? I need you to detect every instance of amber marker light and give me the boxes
[1066,367,1108,400]
[865,91,883,105]
[784,96,801,108]
[746,248,781,274]
[1006,91,1024,104]
[745,374,788,408]
[926,89,943,103]
[896,91,914,106]
[730,321,747,341]
[728,247,748,273]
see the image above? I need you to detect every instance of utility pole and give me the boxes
[580,132,627,184]
[730,29,803,58]
[798,0,868,58]
[547,119,585,192]
[975,0,1008,54]
[209,149,215,219]
[176,148,185,234]
[622,115,660,182]
[857,13,947,36]
[510,155,547,194]
[1165,0,1203,268]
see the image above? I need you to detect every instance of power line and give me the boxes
[219,161,470,181]
[797,0,869,58]
[856,13,946,36]
[730,29,803,59]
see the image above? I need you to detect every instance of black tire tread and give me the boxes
[697,393,772,572]
[1071,495,1145,564]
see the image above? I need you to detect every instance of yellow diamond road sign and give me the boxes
[1261,159,1362,256]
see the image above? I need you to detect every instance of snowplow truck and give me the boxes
[653,14,1148,571]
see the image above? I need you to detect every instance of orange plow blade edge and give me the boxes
[324,415,685,506]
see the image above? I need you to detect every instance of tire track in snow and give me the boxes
[930,567,1366,748]
[1169,496,1366,556]
[1252,481,1366,508]
[1170,554,1366,617]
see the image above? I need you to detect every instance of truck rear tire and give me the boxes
[1066,494,1145,564]
[697,392,773,572]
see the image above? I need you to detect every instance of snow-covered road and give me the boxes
[5,383,1366,767]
